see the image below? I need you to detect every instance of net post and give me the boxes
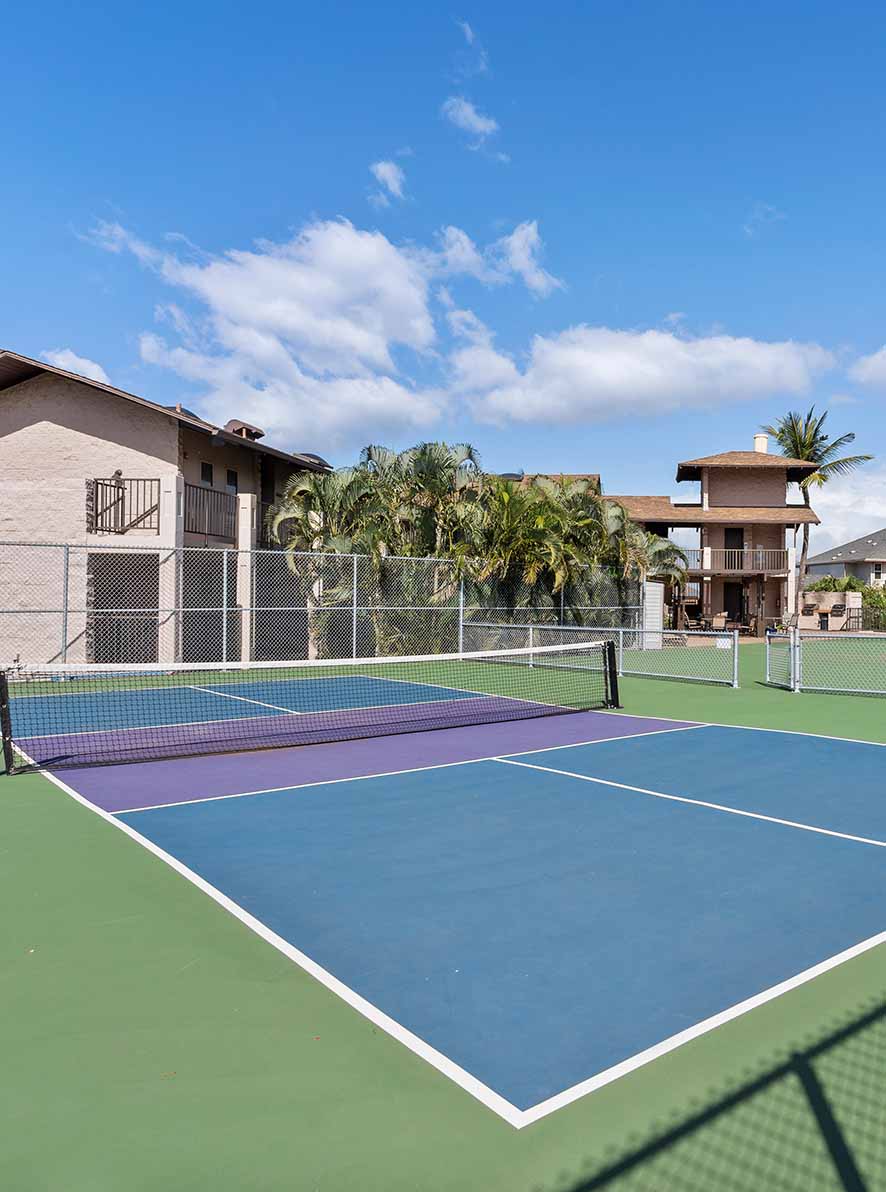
[606,640,621,707]
[732,629,739,688]
[458,578,465,655]
[352,554,359,659]
[0,672,15,775]
[765,630,771,684]
[528,624,534,666]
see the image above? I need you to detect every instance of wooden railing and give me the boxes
[685,548,789,573]
[184,483,237,540]
[90,478,160,534]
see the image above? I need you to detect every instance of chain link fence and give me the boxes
[766,630,886,696]
[0,542,641,667]
[557,994,886,1192]
[464,622,739,687]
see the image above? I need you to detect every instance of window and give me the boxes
[226,469,238,494]
[201,462,213,487]
[874,563,883,583]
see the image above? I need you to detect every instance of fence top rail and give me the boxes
[4,638,610,677]
[798,631,886,640]
[466,620,734,639]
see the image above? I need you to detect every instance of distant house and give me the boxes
[610,434,819,633]
[806,530,886,588]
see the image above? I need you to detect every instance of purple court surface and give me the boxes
[68,710,692,812]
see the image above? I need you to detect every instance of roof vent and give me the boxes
[753,433,769,454]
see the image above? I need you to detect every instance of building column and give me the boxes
[157,475,184,663]
[786,545,797,620]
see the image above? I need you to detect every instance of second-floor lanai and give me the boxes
[610,435,820,631]
[0,349,330,551]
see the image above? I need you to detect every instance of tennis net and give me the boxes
[1,639,619,772]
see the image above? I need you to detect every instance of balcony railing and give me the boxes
[184,483,237,540]
[90,478,160,534]
[684,548,789,573]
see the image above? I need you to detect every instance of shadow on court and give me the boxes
[556,994,886,1192]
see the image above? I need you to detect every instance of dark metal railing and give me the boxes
[91,478,160,534]
[184,483,237,540]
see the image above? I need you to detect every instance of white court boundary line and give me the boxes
[597,708,886,750]
[31,719,886,1130]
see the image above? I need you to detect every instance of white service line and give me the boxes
[186,683,304,716]
[494,757,886,850]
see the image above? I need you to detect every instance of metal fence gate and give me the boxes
[766,629,886,696]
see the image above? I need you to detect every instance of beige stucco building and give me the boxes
[0,350,328,664]
[613,434,820,634]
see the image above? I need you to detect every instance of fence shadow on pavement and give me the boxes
[553,994,886,1192]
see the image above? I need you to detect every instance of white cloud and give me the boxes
[441,96,499,145]
[807,465,886,554]
[492,221,562,297]
[664,311,686,327]
[457,327,834,424]
[41,348,111,384]
[743,201,786,238]
[90,218,443,449]
[848,346,886,387]
[369,159,406,203]
[88,216,839,452]
[458,20,475,45]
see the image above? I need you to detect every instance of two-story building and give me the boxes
[0,349,329,664]
[611,434,820,634]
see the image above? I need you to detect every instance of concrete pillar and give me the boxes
[237,493,256,661]
[786,546,797,621]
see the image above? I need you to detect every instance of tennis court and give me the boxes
[5,641,885,1141]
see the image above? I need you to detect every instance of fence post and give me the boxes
[458,578,465,654]
[559,586,565,626]
[732,628,739,688]
[221,549,229,662]
[529,623,534,666]
[618,627,624,675]
[61,544,70,662]
[792,626,802,692]
[352,553,359,659]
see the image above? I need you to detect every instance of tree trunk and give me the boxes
[794,491,812,618]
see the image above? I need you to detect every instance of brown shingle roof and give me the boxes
[676,451,818,482]
[607,495,819,526]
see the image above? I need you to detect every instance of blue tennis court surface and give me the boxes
[14,674,483,734]
[63,717,886,1126]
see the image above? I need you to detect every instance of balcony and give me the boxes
[184,483,237,541]
[89,478,160,534]
[684,548,789,574]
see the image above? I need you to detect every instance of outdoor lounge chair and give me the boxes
[711,612,728,631]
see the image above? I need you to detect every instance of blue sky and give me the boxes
[3,1,886,548]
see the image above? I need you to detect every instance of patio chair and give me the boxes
[711,612,728,631]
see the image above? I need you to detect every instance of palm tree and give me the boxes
[761,409,873,615]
